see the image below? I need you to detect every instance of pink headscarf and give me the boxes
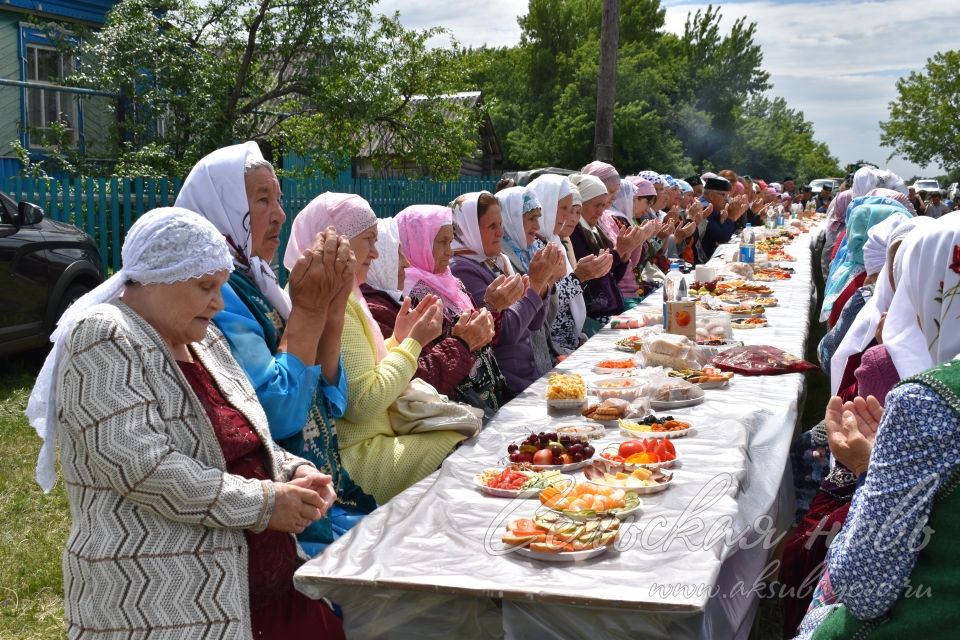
[827,189,853,234]
[396,205,475,313]
[581,161,620,188]
[732,181,746,195]
[626,177,656,197]
[283,192,387,360]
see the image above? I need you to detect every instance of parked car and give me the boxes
[946,182,958,201]
[912,179,941,193]
[0,192,103,356]
[498,167,575,187]
[809,177,843,193]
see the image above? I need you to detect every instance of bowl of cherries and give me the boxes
[506,431,596,472]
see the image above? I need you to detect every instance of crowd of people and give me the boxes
[783,165,960,639]
[23,139,960,638]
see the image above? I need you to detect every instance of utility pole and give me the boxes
[594,0,620,163]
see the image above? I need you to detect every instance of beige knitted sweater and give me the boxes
[56,302,311,639]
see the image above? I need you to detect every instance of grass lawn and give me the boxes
[0,348,68,640]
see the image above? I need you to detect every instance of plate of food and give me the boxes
[650,379,705,410]
[731,317,769,329]
[582,462,673,495]
[505,432,596,470]
[751,297,778,307]
[502,512,619,561]
[598,438,678,471]
[580,398,638,425]
[753,267,792,281]
[618,415,693,438]
[590,376,645,401]
[667,367,734,388]
[545,373,586,408]
[539,480,642,521]
[556,423,607,441]
[474,468,566,498]
[593,357,641,374]
[723,304,766,318]
[614,335,645,353]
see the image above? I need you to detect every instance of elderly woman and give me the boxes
[176,142,374,552]
[396,204,508,412]
[568,174,646,326]
[528,175,611,355]
[783,216,929,633]
[797,216,960,639]
[362,215,498,411]
[449,191,563,395]
[822,201,912,326]
[284,193,465,504]
[498,186,555,373]
[27,209,343,639]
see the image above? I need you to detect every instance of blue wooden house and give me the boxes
[0,0,118,180]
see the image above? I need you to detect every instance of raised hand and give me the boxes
[615,225,645,259]
[452,308,495,351]
[527,245,558,295]
[484,274,526,311]
[657,220,676,241]
[727,194,749,221]
[675,221,697,241]
[394,294,441,343]
[573,250,614,282]
[288,227,346,316]
[825,395,882,475]
[407,298,445,346]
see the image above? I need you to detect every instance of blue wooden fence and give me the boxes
[4,174,498,281]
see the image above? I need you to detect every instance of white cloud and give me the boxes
[377,0,960,179]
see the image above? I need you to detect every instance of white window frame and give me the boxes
[24,42,79,144]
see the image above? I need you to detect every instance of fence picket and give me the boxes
[4,173,497,276]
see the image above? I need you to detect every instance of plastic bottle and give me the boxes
[662,260,684,328]
[775,205,785,227]
[739,224,756,263]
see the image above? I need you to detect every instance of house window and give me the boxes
[25,44,77,139]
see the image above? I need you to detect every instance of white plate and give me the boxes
[596,451,679,472]
[697,379,730,390]
[547,398,587,409]
[472,476,541,499]
[731,320,768,330]
[502,458,592,473]
[592,365,640,375]
[619,424,692,439]
[512,545,609,563]
[650,396,705,410]
[556,424,608,440]
[548,500,642,521]
[582,465,674,494]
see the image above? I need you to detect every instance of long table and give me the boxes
[296,223,823,639]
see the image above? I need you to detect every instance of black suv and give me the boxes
[0,192,103,356]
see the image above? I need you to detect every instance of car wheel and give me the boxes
[53,284,91,327]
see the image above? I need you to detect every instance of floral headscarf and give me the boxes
[498,186,541,271]
[882,214,960,378]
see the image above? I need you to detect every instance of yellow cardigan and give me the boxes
[337,294,466,504]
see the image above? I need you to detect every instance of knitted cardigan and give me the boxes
[57,302,311,640]
[336,294,466,504]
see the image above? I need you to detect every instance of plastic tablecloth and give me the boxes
[296,224,823,639]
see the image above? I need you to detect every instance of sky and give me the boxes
[376,0,960,181]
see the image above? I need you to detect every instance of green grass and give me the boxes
[0,349,69,640]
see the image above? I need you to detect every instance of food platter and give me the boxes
[538,481,642,521]
[618,417,693,439]
[582,463,673,495]
[473,467,567,499]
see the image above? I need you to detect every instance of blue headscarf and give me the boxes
[499,186,542,272]
[821,199,912,321]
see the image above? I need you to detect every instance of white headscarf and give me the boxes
[26,208,234,492]
[366,217,402,301]
[851,166,880,197]
[528,175,573,244]
[882,215,960,379]
[862,214,909,276]
[527,174,587,337]
[451,191,508,269]
[828,216,934,393]
[569,173,608,204]
[610,179,637,223]
[175,141,291,319]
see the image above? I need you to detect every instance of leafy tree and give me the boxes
[65,0,481,177]
[880,50,960,173]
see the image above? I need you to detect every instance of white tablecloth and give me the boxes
[296,224,823,639]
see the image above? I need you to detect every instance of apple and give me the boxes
[532,449,555,466]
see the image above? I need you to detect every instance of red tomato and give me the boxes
[659,439,676,459]
[618,440,646,459]
[642,439,658,453]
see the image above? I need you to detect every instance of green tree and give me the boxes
[880,50,960,173]
[65,0,481,177]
